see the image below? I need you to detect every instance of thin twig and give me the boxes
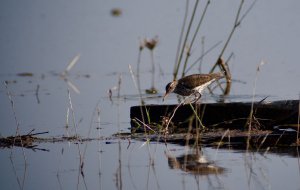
[134,117,156,133]
[198,36,205,73]
[188,103,205,129]
[82,100,101,162]
[67,89,78,136]
[164,93,204,132]
[67,90,86,189]
[173,0,199,80]
[239,0,258,24]
[181,0,211,77]
[4,81,28,190]
[189,0,210,56]
[9,155,23,190]
[174,0,189,79]
[165,101,185,130]
[185,40,222,73]
[247,61,266,151]
[219,0,244,59]
[65,107,70,138]
[297,94,300,142]
[210,0,257,73]
[256,133,269,153]
[129,65,143,103]
[117,74,122,99]
[150,50,155,89]
[4,82,21,144]
[35,84,40,104]
[214,129,230,160]
[136,42,145,105]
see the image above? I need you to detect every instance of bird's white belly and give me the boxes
[193,80,214,93]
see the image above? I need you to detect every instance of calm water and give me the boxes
[0,1,300,190]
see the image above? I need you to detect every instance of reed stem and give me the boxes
[181,0,210,77]
[173,0,199,80]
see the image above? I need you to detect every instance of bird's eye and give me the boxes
[166,83,172,91]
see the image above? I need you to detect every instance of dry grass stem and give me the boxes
[136,41,145,104]
[143,36,159,93]
[214,129,230,160]
[129,64,144,104]
[165,101,185,132]
[134,117,156,133]
[4,81,28,190]
[163,93,206,136]
[247,61,266,150]
[67,89,78,136]
[129,64,147,133]
[256,133,269,152]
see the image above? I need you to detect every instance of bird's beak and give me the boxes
[162,92,168,101]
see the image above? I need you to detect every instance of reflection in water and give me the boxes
[59,54,81,94]
[165,148,226,175]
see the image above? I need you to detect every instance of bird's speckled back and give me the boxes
[177,72,223,89]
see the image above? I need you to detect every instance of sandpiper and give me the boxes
[163,72,224,102]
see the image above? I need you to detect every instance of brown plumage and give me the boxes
[163,72,223,101]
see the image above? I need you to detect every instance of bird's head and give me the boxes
[163,81,177,101]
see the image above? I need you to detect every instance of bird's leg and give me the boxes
[192,91,202,103]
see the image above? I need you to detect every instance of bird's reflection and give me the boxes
[165,148,226,175]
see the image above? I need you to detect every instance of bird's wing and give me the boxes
[178,73,222,89]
